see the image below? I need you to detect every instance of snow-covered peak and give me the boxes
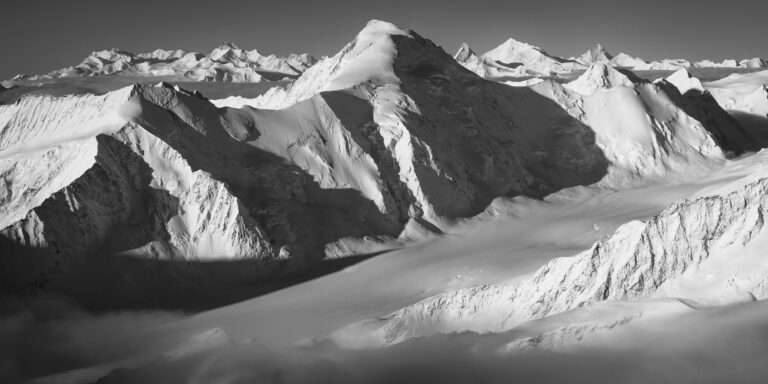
[454,43,477,62]
[610,52,648,68]
[577,43,613,64]
[88,49,134,62]
[452,43,494,76]
[248,19,421,107]
[38,43,316,82]
[477,37,582,76]
[739,57,767,68]
[357,19,411,39]
[693,59,739,68]
[492,37,539,52]
[484,37,552,63]
[136,49,187,61]
[665,68,704,94]
[566,63,636,95]
[208,42,247,61]
[633,58,691,71]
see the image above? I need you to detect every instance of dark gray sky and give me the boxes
[1,0,765,79]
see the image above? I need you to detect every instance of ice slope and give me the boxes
[329,168,768,347]
[28,45,317,82]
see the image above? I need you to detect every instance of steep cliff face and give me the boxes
[331,176,768,347]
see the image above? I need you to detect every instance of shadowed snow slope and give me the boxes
[700,69,768,144]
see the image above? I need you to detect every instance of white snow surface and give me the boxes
[327,155,768,347]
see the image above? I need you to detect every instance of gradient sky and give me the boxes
[1,0,765,79]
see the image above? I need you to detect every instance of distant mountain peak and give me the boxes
[578,43,614,64]
[566,63,635,94]
[665,67,704,94]
[357,19,410,39]
[454,43,477,62]
[217,42,240,50]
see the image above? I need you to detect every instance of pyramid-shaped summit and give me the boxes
[577,43,614,64]
[566,63,636,95]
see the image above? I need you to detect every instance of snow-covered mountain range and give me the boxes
[455,39,766,78]
[2,19,768,384]
[12,43,317,82]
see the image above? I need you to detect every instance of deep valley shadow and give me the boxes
[0,241,388,312]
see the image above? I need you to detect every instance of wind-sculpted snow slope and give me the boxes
[329,175,768,347]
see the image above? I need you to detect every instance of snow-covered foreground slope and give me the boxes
[57,297,767,384]
[13,44,316,83]
[11,150,768,384]
[327,159,768,348]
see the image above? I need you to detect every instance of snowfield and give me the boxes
[2,19,768,384]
